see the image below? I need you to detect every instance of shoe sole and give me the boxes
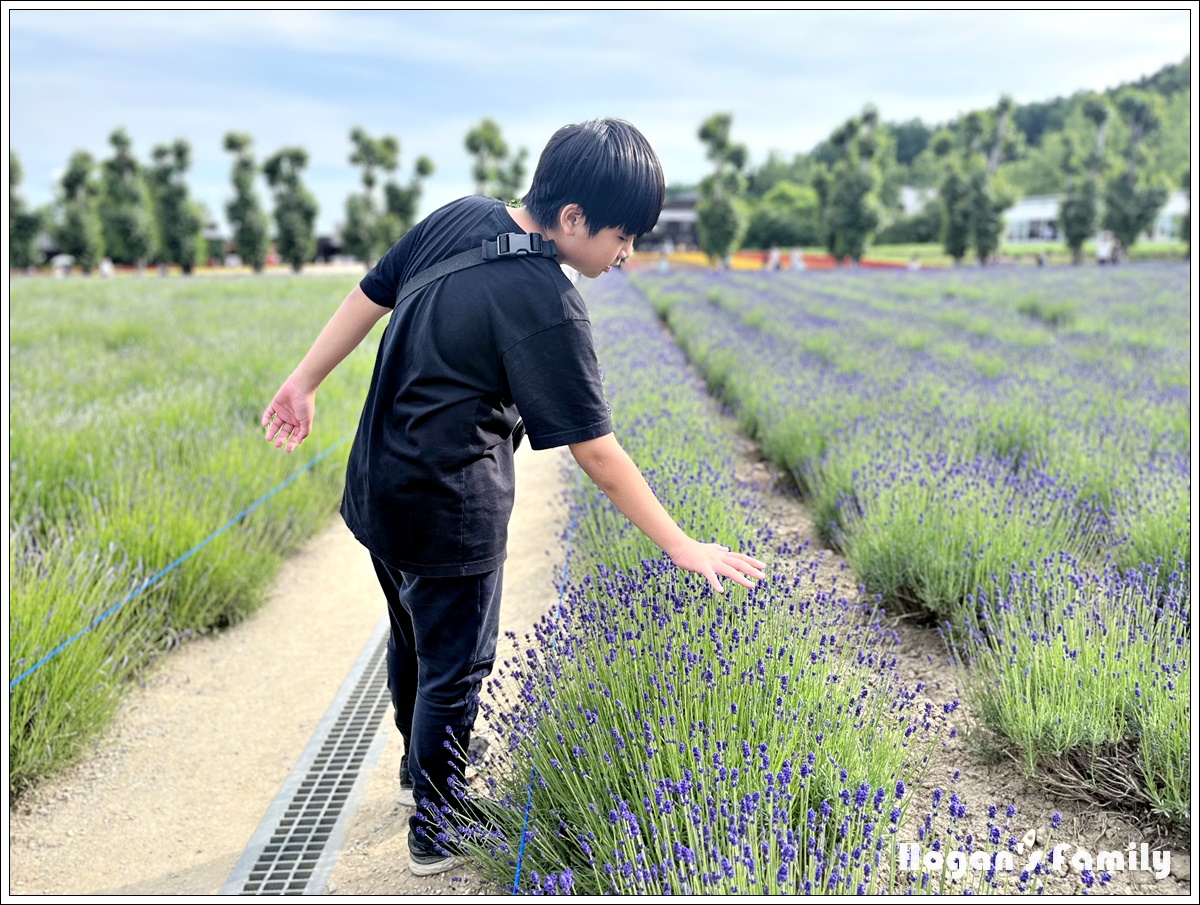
[408,853,466,877]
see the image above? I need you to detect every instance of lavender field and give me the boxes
[456,266,1190,895]
[630,263,1190,830]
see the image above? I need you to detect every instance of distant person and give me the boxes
[99,257,114,278]
[789,247,805,271]
[765,245,781,270]
[1096,231,1114,265]
[658,249,670,273]
[907,254,921,271]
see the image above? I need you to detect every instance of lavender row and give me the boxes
[631,264,1189,830]
[454,274,1099,894]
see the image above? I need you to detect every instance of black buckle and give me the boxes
[483,232,550,260]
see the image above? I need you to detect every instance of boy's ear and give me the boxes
[559,203,587,235]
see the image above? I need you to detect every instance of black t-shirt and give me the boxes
[340,195,612,577]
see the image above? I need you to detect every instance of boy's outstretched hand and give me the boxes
[262,377,315,453]
[667,538,767,595]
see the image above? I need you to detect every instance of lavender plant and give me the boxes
[628,262,1189,831]
[453,276,1078,895]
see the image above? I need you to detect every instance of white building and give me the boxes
[1003,190,1188,243]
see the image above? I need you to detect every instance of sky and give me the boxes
[5,7,1194,237]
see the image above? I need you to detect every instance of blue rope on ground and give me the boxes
[9,434,354,691]
[511,472,580,895]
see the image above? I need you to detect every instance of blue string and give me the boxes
[511,471,580,895]
[9,434,354,691]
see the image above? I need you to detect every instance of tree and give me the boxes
[264,147,319,273]
[874,200,943,245]
[1103,89,1170,257]
[98,128,155,269]
[744,181,820,249]
[1059,95,1111,264]
[344,127,433,266]
[342,127,394,266]
[932,130,971,265]
[381,151,433,245]
[10,151,47,270]
[887,118,934,167]
[464,119,527,202]
[931,98,1021,265]
[57,151,105,274]
[970,97,1021,265]
[695,113,749,266]
[381,154,433,236]
[149,139,204,274]
[816,106,883,264]
[223,132,269,272]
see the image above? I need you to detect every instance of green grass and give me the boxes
[9,273,380,792]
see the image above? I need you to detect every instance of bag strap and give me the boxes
[394,232,557,307]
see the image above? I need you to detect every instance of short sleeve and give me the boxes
[503,320,612,450]
[359,230,415,308]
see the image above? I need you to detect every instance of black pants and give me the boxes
[371,556,502,829]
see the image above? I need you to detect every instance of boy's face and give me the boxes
[552,206,635,279]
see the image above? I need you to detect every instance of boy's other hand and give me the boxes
[668,539,766,595]
[262,377,315,452]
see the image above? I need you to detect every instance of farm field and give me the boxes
[7,264,1192,895]
[8,274,382,790]
[628,263,1190,830]
[455,265,1190,894]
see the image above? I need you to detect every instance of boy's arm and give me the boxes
[263,285,390,452]
[569,433,766,593]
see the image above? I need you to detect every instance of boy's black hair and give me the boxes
[521,118,665,238]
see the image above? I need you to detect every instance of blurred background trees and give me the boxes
[223,132,269,272]
[9,56,1186,273]
[1058,96,1111,264]
[149,139,204,274]
[694,112,749,266]
[56,150,106,274]
[1102,89,1171,259]
[9,152,47,271]
[99,129,156,270]
[343,127,434,267]
[812,105,884,264]
[263,147,318,273]
[465,118,527,203]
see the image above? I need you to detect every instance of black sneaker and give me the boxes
[398,754,414,807]
[408,825,465,877]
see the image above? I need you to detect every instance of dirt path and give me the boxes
[7,445,573,897]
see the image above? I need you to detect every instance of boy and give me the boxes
[262,118,765,875]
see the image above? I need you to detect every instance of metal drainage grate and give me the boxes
[223,618,392,895]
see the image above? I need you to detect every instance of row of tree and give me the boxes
[9,58,1187,274]
[692,80,1188,267]
[9,117,529,274]
[9,130,321,274]
[703,57,1190,266]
